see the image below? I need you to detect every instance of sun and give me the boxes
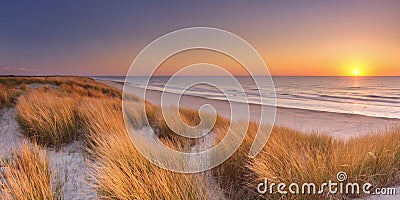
[353,69,360,76]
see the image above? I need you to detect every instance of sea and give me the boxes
[93,76,400,119]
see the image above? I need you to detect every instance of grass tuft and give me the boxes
[0,85,21,109]
[16,90,77,149]
[0,143,61,200]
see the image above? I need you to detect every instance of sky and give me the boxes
[0,1,399,76]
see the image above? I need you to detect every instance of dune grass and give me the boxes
[0,76,121,98]
[9,76,221,199]
[16,90,77,149]
[123,98,219,151]
[210,125,400,199]
[0,143,61,200]
[10,76,123,149]
[0,85,22,109]
[5,76,400,199]
[210,121,264,199]
[76,97,222,199]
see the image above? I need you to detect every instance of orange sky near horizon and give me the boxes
[146,47,398,77]
[91,16,400,77]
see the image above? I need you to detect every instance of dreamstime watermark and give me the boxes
[257,172,397,196]
[122,27,276,173]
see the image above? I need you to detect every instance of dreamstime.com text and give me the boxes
[257,172,396,196]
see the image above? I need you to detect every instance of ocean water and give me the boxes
[94,76,400,119]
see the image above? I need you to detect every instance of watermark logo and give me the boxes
[257,172,396,196]
[122,27,276,173]
[336,171,347,182]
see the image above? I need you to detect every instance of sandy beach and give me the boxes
[101,80,400,138]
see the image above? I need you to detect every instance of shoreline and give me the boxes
[106,79,399,121]
[99,79,400,138]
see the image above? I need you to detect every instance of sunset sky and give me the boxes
[0,1,399,76]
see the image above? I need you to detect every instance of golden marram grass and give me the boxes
[1,76,399,199]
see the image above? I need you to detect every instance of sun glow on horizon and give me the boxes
[342,60,370,76]
[353,69,360,76]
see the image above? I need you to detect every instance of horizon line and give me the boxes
[92,75,400,77]
[2,75,400,78]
